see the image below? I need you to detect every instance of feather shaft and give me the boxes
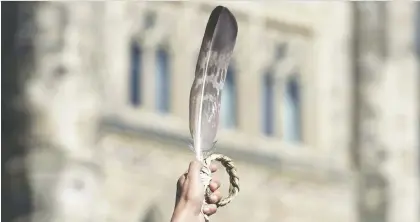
[189,6,238,161]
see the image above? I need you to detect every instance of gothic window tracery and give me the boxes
[260,41,302,142]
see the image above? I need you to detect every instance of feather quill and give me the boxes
[189,6,238,161]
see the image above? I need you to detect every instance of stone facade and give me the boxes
[13,1,419,222]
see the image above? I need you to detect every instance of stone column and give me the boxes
[26,2,105,222]
[353,3,420,222]
[26,3,71,222]
[352,2,389,222]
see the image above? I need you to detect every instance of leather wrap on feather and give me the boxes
[189,6,238,161]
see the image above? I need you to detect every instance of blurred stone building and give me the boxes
[4,1,419,222]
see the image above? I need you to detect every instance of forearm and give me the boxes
[170,208,200,222]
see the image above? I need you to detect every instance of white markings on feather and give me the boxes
[195,41,213,161]
[192,41,233,160]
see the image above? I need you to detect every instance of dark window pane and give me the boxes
[262,72,275,136]
[156,48,170,113]
[130,42,142,106]
[282,75,301,142]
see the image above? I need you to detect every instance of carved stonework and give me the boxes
[353,2,389,222]
[25,2,105,222]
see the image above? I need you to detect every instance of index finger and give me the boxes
[186,160,204,182]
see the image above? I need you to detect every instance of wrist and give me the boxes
[171,208,195,222]
[172,201,202,222]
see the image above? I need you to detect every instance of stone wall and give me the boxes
[16,1,419,222]
[98,126,354,222]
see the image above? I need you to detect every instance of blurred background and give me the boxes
[2,1,419,222]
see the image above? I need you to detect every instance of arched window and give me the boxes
[130,42,142,106]
[262,72,275,136]
[155,47,170,113]
[220,63,237,129]
[282,75,301,142]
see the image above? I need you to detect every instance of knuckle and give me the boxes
[177,175,186,187]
